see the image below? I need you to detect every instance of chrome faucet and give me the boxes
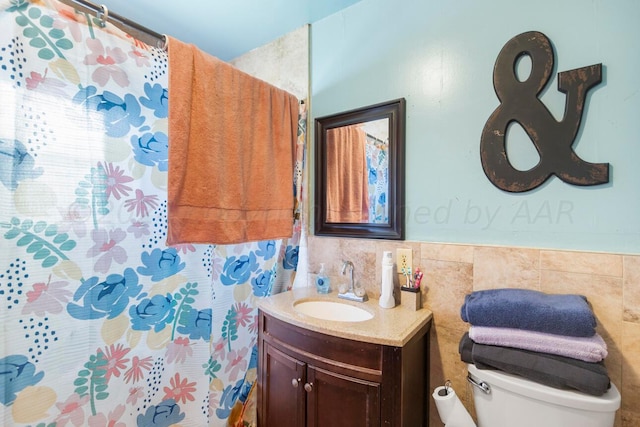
[342,260,355,291]
[338,260,368,302]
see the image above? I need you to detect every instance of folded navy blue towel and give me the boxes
[460,288,596,337]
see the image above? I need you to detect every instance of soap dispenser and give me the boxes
[379,251,395,308]
[315,263,330,294]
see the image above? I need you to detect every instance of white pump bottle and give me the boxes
[379,251,395,308]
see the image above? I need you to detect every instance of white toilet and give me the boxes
[467,364,621,427]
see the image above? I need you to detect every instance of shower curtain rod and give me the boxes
[58,0,166,49]
[56,0,306,104]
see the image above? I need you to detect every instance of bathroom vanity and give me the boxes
[257,288,432,426]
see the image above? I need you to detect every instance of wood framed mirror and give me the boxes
[314,98,406,239]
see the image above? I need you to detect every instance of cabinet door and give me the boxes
[260,342,306,427]
[305,365,380,427]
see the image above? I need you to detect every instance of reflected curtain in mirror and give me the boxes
[362,119,389,223]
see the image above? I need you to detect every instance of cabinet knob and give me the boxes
[304,382,313,392]
[291,378,300,388]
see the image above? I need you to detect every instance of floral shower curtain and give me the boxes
[366,136,388,223]
[0,1,306,426]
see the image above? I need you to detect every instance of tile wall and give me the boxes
[307,235,640,427]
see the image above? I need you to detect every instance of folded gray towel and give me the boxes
[459,333,611,396]
[460,288,596,337]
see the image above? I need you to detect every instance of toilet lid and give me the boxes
[467,364,621,412]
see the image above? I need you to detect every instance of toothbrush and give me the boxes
[414,268,423,288]
[402,267,412,287]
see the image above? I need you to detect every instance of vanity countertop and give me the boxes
[256,287,432,347]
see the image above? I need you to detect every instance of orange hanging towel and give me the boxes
[166,36,299,245]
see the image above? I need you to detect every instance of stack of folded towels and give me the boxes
[459,288,611,396]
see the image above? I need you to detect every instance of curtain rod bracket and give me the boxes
[157,34,168,51]
[97,4,108,27]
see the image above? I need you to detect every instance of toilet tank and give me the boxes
[467,364,620,427]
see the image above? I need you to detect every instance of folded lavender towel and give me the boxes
[469,326,608,362]
[460,289,596,337]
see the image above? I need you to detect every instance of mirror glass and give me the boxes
[315,98,406,239]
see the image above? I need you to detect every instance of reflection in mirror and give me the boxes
[325,119,389,224]
[315,98,406,240]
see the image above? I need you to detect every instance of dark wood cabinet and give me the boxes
[258,310,431,427]
[306,365,380,427]
[261,343,306,427]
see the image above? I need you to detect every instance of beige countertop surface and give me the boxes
[256,287,433,347]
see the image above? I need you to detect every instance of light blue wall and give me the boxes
[311,0,640,254]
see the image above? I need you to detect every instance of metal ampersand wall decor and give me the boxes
[480,31,609,193]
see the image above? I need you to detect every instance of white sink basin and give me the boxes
[293,300,373,322]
